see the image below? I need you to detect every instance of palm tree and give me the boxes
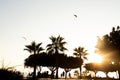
[46,35,67,78]
[24,41,44,79]
[73,47,88,78]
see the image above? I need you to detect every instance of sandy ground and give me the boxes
[37,78,119,80]
[39,79,87,80]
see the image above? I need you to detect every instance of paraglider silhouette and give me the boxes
[22,37,27,40]
[74,14,77,18]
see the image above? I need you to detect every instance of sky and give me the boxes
[0,0,120,74]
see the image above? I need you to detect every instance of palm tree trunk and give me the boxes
[33,51,36,79]
[33,65,37,79]
[56,67,58,78]
[65,72,67,79]
[79,66,82,79]
[55,48,59,79]
[105,72,108,78]
[79,56,82,79]
[55,54,59,79]
[51,71,54,78]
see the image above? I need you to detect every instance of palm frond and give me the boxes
[37,47,44,53]
[83,57,88,60]
[74,48,78,52]
[57,35,60,41]
[46,44,53,47]
[58,35,64,42]
[73,46,88,59]
[61,42,67,45]
[48,35,67,54]
[24,49,32,53]
[47,49,54,54]
[83,52,88,56]
[60,47,67,51]
[62,47,67,50]
[73,52,78,56]
[46,47,53,51]
[36,42,42,49]
[50,36,56,43]
[25,45,35,51]
[31,41,36,47]
[24,41,44,55]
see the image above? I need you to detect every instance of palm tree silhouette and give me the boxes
[46,35,67,78]
[73,47,88,78]
[24,41,44,79]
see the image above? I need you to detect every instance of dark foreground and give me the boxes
[24,78,119,80]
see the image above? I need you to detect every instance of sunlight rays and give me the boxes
[87,54,103,63]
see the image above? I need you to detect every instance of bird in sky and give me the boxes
[74,14,77,18]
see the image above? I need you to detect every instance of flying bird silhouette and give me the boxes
[74,14,77,18]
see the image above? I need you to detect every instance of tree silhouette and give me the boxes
[46,35,67,54]
[24,41,44,79]
[46,35,67,78]
[73,46,88,78]
[95,26,120,78]
[25,51,83,79]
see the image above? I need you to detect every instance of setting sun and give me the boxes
[87,54,103,63]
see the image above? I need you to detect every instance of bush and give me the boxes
[0,68,23,80]
[37,71,50,78]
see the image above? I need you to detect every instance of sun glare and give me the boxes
[87,54,103,63]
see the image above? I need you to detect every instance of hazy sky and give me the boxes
[0,0,120,71]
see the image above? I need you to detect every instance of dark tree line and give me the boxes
[25,52,83,79]
[25,53,83,68]
[24,35,87,79]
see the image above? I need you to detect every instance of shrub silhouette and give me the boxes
[0,68,23,80]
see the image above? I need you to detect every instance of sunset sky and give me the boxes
[0,0,120,74]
